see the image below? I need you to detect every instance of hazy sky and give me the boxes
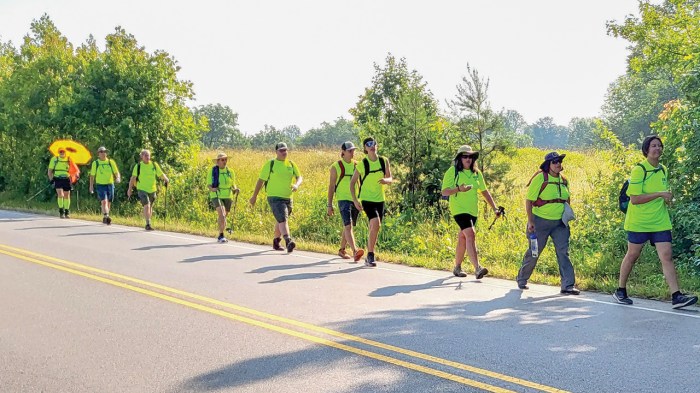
[0,0,640,134]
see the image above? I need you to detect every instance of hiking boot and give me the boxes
[338,248,351,259]
[475,267,489,280]
[105,216,112,225]
[145,224,154,231]
[453,266,467,278]
[272,237,283,251]
[672,293,698,309]
[217,235,228,243]
[364,253,376,267]
[612,289,633,305]
[353,249,364,263]
[102,216,107,224]
[560,288,580,295]
[63,210,70,219]
[59,208,65,218]
[286,240,296,253]
[518,284,529,290]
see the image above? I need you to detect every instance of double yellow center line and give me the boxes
[0,243,569,393]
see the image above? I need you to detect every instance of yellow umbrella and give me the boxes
[48,139,92,165]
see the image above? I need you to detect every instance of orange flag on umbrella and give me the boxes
[68,158,80,184]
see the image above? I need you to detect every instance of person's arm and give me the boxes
[481,190,499,214]
[249,179,264,206]
[327,167,337,216]
[630,192,672,205]
[350,170,363,211]
[89,174,95,193]
[442,184,471,196]
[378,158,393,184]
[113,160,121,183]
[292,176,303,192]
[127,176,136,197]
[47,159,54,182]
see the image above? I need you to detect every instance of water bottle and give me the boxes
[528,232,538,258]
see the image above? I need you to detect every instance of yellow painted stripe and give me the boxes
[1,248,514,393]
[0,244,569,393]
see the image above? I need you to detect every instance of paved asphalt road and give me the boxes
[1,209,698,393]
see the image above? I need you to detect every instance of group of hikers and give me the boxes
[46,135,698,309]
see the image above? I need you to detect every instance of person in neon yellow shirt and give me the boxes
[350,137,393,267]
[249,142,303,253]
[441,145,500,279]
[613,135,697,309]
[89,146,121,225]
[208,152,239,243]
[127,149,169,231]
[516,151,579,295]
[327,141,364,262]
[47,148,77,218]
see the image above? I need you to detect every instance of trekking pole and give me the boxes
[26,183,53,202]
[228,190,239,234]
[164,181,168,229]
[488,206,506,231]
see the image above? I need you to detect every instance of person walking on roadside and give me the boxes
[249,142,303,253]
[127,149,169,231]
[516,152,579,295]
[327,141,364,262]
[209,152,239,243]
[89,146,121,225]
[613,135,697,309]
[350,137,392,267]
[48,148,78,219]
[441,145,500,279]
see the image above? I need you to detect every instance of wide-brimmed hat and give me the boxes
[540,151,566,170]
[341,141,357,151]
[454,145,479,160]
[275,142,288,151]
[97,146,108,153]
[213,152,228,161]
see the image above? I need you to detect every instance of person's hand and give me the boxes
[48,178,54,184]
[163,179,169,187]
[527,220,535,233]
[459,184,473,192]
[660,191,673,203]
[353,201,363,211]
[209,187,218,193]
[127,188,133,198]
[378,178,390,185]
[327,205,334,216]
[89,187,94,194]
[249,195,257,207]
[115,176,121,184]
[291,184,299,192]
[234,188,240,195]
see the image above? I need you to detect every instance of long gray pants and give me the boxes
[516,215,576,290]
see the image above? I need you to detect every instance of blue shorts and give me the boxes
[338,200,359,227]
[627,230,672,246]
[96,184,114,202]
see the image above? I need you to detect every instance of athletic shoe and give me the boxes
[272,237,283,251]
[560,288,580,295]
[63,210,70,219]
[59,208,64,219]
[612,289,633,305]
[453,266,467,278]
[217,235,228,243]
[364,253,376,267]
[672,293,698,309]
[102,216,107,224]
[286,240,296,253]
[518,284,529,290]
[353,249,364,262]
[475,267,489,279]
[338,249,351,259]
[145,224,154,231]
[105,216,111,225]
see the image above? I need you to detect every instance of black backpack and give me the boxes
[619,163,666,213]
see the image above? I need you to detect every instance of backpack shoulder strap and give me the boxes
[361,158,370,184]
[379,156,387,176]
[334,160,345,191]
[211,165,220,188]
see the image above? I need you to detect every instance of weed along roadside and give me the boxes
[2,147,699,300]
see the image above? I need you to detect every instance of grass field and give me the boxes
[3,147,698,300]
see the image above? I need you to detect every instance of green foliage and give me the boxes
[194,103,248,149]
[249,124,300,149]
[526,117,569,149]
[296,117,358,148]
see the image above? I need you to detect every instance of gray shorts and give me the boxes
[338,200,359,227]
[137,190,157,206]
[211,197,232,212]
[267,197,292,223]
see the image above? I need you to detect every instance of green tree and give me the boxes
[526,117,569,149]
[297,117,358,147]
[194,103,247,149]
[568,117,598,149]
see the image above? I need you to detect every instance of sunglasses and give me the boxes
[551,160,563,164]
[365,141,376,147]
[460,154,476,159]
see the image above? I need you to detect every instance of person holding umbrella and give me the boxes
[441,145,500,278]
[89,146,121,225]
[48,148,77,218]
[208,152,239,243]
[127,149,169,231]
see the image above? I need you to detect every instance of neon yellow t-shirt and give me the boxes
[357,157,387,203]
[331,160,357,202]
[258,159,300,199]
[208,166,237,199]
[48,157,70,178]
[441,166,487,217]
[90,159,119,185]
[526,172,570,220]
[131,161,164,193]
[624,161,671,232]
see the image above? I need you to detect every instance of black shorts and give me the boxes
[338,200,360,227]
[453,213,478,230]
[361,201,385,221]
[627,230,672,246]
[53,178,71,191]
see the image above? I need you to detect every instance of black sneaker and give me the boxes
[59,208,65,219]
[63,210,70,219]
[272,237,283,251]
[364,253,376,267]
[105,216,112,225]
[475,267,489,280]
[612,289,633,305]
[672,293,698,309]
[452,266,467,277]
[102,216,107,224]
[286,240,296,253]
[145,224,154,231]
[560,288,580,295]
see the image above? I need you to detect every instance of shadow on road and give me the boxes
[133,243,212,251]
[246,258,334,274]
[179,250,271,263]
[16,224,95,230]
[369,276,459,297]
[62,230,134,237]
[258,266,364,284]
